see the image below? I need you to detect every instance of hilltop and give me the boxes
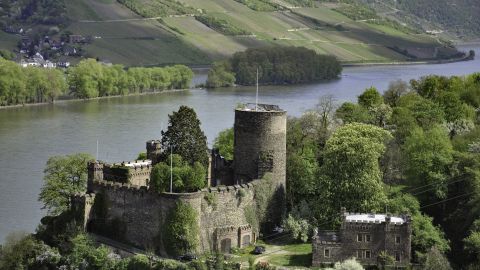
[0,0,471,66]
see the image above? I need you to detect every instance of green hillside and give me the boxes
[353,0,480,41]
[0,0,467,66]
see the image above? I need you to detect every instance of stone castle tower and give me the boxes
[233,103,286,189]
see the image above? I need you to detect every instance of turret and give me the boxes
[233,103,286,187]
[146,140,162,164]
[87,161,104,192]
[233,103,287,228]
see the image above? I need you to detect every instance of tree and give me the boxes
[286,148,318,209]
[397,93,445,129]
[68,59,103,98]
[39,153,94,215]
[423,246,452,270]
[150,154,206,193]
[403,126,453,199]
[386,189,450,258]
[383,80,409,107]
[206,61,235,88]
[163,201,200,257]
[335,102,370,124]
[282,214,311,242]
[377,250,394,269]
[0,232,60,270]
[326,258,364,270]
[67,233,114,270]
[318,123,392,226]
[213,128,234,160]
[358,87,383,108]
[161,106,209,167]
[412,214,450,257]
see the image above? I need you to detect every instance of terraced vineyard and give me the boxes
[61,0,460,65]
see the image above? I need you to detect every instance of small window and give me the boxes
[357,234,363,242]
[324,249,330,258]
[365,250,371,259]
[366,234,371,242]
[395,235,401,244]
[355,250,360,258]
[395,251,401,262]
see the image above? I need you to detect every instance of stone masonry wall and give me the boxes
[85,179,257,257]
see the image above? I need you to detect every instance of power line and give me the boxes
[420,191,476,209]
[411,178,466,196]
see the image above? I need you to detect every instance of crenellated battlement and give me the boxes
[90,178,259,199]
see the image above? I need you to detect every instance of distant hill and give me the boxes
[0,0,471,66]
[354,0,480,41]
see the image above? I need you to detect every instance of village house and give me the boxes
[312,208,412,268]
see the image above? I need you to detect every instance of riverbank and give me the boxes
[343,53,474,67]
[0,88,190,110]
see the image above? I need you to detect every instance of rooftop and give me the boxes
[345,213,406,224]
[123,160,152,168]
[237,103,284,112]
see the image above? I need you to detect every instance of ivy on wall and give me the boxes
[163,201,200,257]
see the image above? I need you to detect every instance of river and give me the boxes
[0,45,479,242]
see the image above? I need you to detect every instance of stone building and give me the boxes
[75,104,287,257]
[312,208,412,268]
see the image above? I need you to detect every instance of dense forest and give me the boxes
[206,47,342,88]
[0,58,193,106]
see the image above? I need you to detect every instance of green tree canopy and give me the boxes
[318,123,392,226]
[150,154,206,193]
[403,126,453,199]
[206,61,235,88]
[213,127,234,160]
[161,106,209,167]
[358,86,383,108]
[39,153,94,215]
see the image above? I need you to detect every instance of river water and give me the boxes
[0,45,479,242]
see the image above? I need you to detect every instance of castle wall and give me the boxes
[85,179,257,257]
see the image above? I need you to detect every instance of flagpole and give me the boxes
[170,145,173,193]
[255,68,259,111]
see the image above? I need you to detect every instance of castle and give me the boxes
[74,103,287,257]
[312,208,412,268]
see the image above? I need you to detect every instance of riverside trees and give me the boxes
[0,58,193,106]
[206,46,342,88]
